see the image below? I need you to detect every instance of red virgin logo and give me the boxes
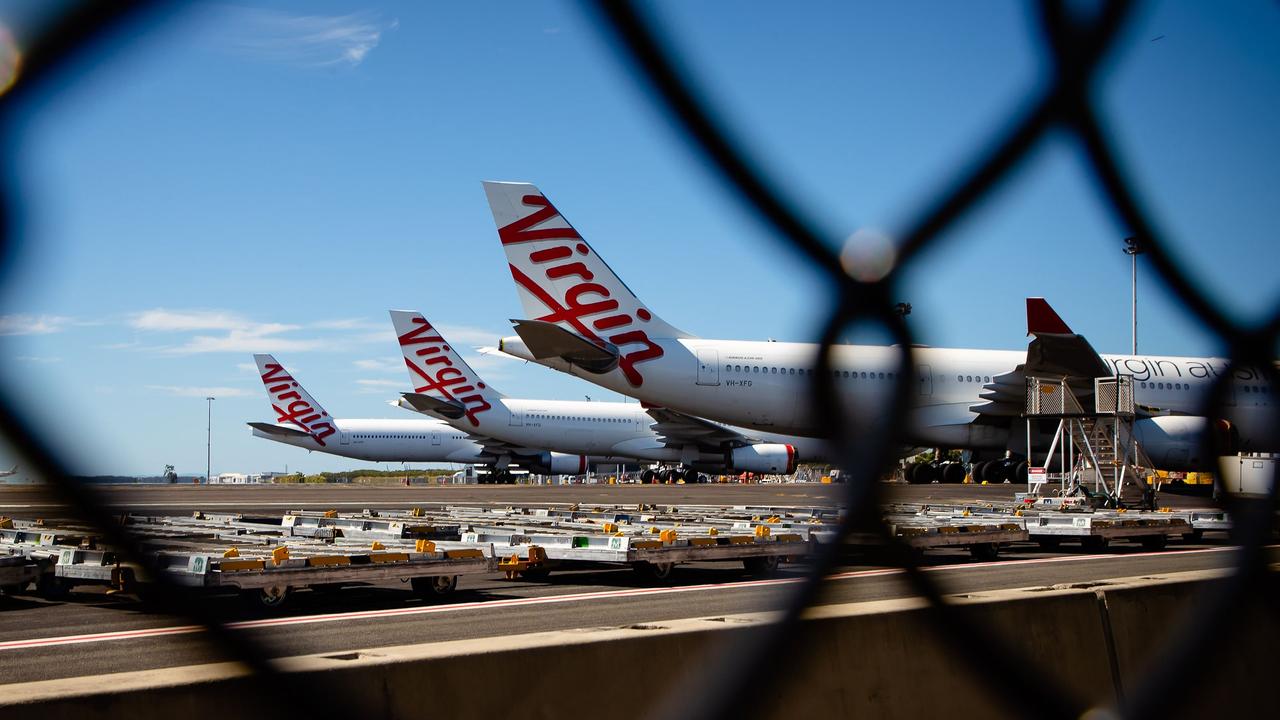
[501,194,663,387]
[397,316,492,427]
[260,363,336,445]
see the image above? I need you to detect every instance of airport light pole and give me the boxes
[1123,236,1144,355]
[206,396,214,484]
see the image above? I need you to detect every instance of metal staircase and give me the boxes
[1024,375,1155,508]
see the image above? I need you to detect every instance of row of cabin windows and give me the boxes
[1139,381,1191,391]
[351,434,465,440]
[958,375,993,383]
[723,364,897,380]
[527,414,638,424]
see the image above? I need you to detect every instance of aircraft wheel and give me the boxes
[657,468,673,483]
[970,461,987,483]
[1013,460,1029,484]
[941,463,966,484]
[915,463,938,484]
[641,469,657,484]
[981,461,1004,484]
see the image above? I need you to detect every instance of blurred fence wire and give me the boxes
[0,2,1274,720]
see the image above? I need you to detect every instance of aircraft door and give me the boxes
[918,365,933,396]
[509,411,522,427]
[431,432,441,446]
[339,432,349,446]
[696,349,720,386]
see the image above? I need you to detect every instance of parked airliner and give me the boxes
[389,310,826,480]
[248,353,490,465]
[482,181,1276,473]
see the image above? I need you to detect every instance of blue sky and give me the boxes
[0,1,1276,476]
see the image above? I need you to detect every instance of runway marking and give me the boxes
[0,545,1249,653]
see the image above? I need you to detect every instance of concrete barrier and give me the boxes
[0,569,1272,719]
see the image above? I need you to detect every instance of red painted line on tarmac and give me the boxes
[0,545,1249,652]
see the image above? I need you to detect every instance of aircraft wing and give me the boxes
[970,299,1112,418]
[644,406,760,449]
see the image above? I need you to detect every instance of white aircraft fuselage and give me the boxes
[252,418,490,464]
[499,336,1276,457]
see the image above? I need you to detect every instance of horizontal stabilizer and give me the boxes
[511,319,620,374]
[247,422,313,438]
[400,392,467,420]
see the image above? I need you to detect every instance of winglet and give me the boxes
[1026,298,1072,336]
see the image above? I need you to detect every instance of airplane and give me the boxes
[248,353,491,466]
[0,465,16,478]
[388,310,827,482]
[480,181,1276,478]
[248,353,630,482]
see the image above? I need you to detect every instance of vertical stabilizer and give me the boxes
[482,181,691,387]
[389,310,504,428]
[252,354,337,446]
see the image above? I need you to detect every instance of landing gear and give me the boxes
[641,469,658,484]
[657,468,673,483]
[940,463,966,484]
[680,468,703,483]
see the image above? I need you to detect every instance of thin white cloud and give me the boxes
[312,318,379,330]
[172,332,327,355]
[235,362,257,373]
[434,324,504,347]
[131,309,259,332]
[130,308,327,354]
[0,314,73,336]
[355,377,404,395]
[15,355,62,364]
[148,385,253,398]
[212,7,395,68]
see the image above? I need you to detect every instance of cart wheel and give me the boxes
[1,583,26,596]
[742,555,781,577]
[1181,530,1204,543]
[634,561,675,583]
[411,575,458,596]
[36,574,71,600]
[1139,534,1168,551]
[243,584,290,609]
[1036,537,1062,551]
[1081,536,1109,551]
[969,543,999,561]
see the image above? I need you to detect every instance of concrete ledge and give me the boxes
[0,570,1272,719]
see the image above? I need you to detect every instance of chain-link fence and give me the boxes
[0,2,1275,719]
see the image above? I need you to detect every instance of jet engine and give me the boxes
[526,451,588,475]
[1133,416,1234,470]
[726,444,797,474]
